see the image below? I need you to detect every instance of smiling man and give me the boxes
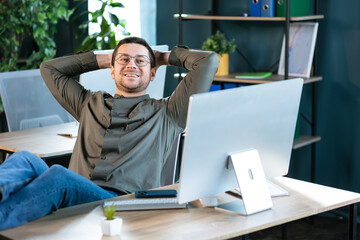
[0,37,218,229]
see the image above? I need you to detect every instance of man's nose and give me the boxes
[126,58,137,68]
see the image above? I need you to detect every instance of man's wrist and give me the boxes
[155,51,170,69]
[158,52,170,66]
[95,52,112,69]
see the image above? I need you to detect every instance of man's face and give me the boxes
[111,43,156,96]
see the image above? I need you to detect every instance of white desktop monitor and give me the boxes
[178,78,304,204]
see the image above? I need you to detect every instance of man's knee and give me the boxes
[47,164,67,174]
[44,165,73,182]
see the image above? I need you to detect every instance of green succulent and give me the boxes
[103,204,116,220]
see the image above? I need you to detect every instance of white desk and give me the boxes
[0,177,359,240]
[0,122,78,158]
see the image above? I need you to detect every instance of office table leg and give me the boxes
[281,224,287,240]
[349,204,357,240]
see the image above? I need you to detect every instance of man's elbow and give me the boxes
[39,61,48,75]
[39,61,53,84]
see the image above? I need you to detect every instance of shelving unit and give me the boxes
[174,0,323,182]
[174,14,324,22]
[214,74,322,85]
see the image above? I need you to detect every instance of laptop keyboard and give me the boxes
[103,198,187,211]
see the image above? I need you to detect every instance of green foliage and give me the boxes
[103,205,116,220]
[202,30,236,55]
[0,0,74,72]
[74,0,130,52]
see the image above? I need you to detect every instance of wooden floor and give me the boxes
[246,214,359,240]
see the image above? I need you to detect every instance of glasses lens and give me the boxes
[134,56,149,67]
[116,55,130,65]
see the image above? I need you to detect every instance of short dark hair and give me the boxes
[111,36,156,68]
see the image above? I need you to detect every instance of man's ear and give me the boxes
[150,68,156,82]
[110,65,115,80]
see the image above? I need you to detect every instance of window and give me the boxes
[88,0,155,44]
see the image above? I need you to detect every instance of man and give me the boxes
[0,37,219,229]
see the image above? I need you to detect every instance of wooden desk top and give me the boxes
[0,122,78,158]
[1,177,359,240]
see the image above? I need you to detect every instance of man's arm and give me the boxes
[40,52,101,120]
[166,47,219,129]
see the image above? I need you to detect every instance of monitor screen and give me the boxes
[178,78,303,204]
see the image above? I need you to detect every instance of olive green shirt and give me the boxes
[40,47,219,193]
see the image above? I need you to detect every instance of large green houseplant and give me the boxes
[0,0,74,72]
[0,0,74,115]
[202,30,236,76]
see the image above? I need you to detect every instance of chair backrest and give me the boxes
[160,133,181,186]
[0,69,75,132]
[79,45,169,99]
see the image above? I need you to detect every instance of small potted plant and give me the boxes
[202,30,236,76]
[101,204,123,236]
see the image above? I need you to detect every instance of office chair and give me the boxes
[79,45,169,99]
[0,69,76,165]
[160,134,182,186]
[0,69,76,132]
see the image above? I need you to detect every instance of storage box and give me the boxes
[276,0,310,17]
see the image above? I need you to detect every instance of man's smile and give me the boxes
[123,72,140,78]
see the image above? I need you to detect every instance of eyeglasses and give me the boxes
[115,53,150,67]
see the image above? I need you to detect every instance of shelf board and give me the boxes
[213,73,323,85]
[293,135,321,150]
[174,14,324,22]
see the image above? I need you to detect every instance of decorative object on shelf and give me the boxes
[278,22,319,78]
[101,204,123,236]
[202,31,236,76]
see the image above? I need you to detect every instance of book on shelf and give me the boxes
[235,72,272,79]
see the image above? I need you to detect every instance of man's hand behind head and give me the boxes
[96,52,113,69]
[153,50,170,70]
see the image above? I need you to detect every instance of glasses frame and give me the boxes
[115,53,150,67]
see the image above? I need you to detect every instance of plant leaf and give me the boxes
[110,2,124,8]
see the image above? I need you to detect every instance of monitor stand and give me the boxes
[216,149,273,215]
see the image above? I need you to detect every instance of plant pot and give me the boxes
[215,53,229,76]
[101,218,123,236]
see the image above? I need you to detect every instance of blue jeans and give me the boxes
[0,151,118,230]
